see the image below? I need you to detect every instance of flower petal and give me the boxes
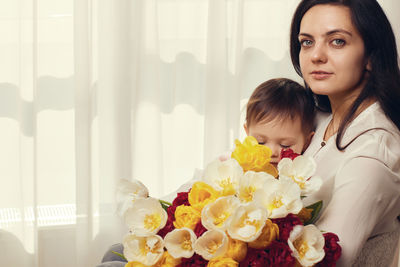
[194,229,229,260]
[164,228,197,259]
[124,197,168,236]
[202,159,243,194]
[288,225,325,267]
[116,179,149,216]
[123,234,164,266]
[201,195,240,231]
[227,203,267,242]
[238,171,275,203]
[253,178,302,218]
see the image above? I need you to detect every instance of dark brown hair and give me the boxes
[246,78,315,134]
[290,0,400,150]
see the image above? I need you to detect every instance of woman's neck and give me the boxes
[324,95,375,141]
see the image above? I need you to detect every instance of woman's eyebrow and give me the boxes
[326,29,352,37]
[298,32,313,38]
[298,29,352,38]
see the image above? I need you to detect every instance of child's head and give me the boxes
[244,78,315,166]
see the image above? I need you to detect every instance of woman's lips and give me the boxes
[310,71,333,80]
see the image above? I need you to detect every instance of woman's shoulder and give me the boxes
[343,103,400,170]
[349,129,400,168]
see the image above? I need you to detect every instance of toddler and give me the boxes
[244,78,315,166]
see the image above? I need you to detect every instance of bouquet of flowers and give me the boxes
[116,136,341,267]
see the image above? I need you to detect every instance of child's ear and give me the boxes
[302,131,315,153]
[244,123,249,135]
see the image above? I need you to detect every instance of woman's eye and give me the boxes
[300,39,313,47]
[332,39,345,47]
[258,141,265,145]
[280,144,291,149]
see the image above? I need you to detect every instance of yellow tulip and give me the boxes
[207,257,238,267]
[124,262,146,267]
[248,219,279,249]
[231,136,278,177]
[153,251,181,267]
[223,237,247,262]
[188,182,220,211]
[173,205,201,230]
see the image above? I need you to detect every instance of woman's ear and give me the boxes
[366,58,372,72]
[244,123,249,135]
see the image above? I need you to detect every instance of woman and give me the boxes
[99,0,400,266]
[290,0,400,266]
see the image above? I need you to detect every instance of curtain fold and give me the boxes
[0,0,399,266]
[74,0,92,266]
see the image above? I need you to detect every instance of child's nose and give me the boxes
[271,145,280,158]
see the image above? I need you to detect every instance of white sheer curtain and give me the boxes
[0,0,399,266]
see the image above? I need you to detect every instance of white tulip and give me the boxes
[227,202,267,242]
[278,156,322,196]
[202,158,243,194]
[164,228,197,259]
[123,234,164,266]
[124,197,167,236]
[288,225,325,266]
[116,178,149,217]
[193,229,229,260]
[253,177,303,218]
[237,171,275,203]
[201,195,240,231]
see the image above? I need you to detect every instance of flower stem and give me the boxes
[159,199,172,206]
[111,251,127,261]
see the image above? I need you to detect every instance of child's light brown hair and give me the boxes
[246,78,315,134]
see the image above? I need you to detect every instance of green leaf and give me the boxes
[111,250,127,261]
[160,203,168,212]
[304,200,323,225]
[159,199,172,212]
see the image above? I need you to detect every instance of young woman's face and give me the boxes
[298,4,369,101]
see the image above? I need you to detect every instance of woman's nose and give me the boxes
[311,43,327,64]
